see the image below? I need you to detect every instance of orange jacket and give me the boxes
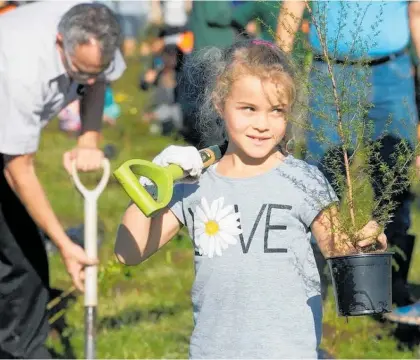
[0,3,17,15]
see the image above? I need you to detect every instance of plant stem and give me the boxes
[47,285,76,310]
[49,308,67,325]
[304,1,356,227]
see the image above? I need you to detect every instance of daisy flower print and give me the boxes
[194,197,242,258]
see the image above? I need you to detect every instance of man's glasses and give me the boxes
[63,46,114,83]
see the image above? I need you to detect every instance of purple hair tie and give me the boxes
[251,39,276,49]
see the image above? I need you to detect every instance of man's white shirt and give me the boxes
[0,1,126,155]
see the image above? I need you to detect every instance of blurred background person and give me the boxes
[99,0,151,58]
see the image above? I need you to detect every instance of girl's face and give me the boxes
[221,74,289,160]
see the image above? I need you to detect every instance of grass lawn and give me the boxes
[39,58,420,359]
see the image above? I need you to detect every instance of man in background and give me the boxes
[0,2,125,357]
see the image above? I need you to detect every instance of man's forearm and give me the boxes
[78,80,106,149]
[276,1,306,53]
[80,80,106,134]
[4,155,71,250]
[409,3,420,61]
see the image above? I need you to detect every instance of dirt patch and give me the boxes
[98,304,181,331]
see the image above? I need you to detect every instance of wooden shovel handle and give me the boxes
[199,145,223,168]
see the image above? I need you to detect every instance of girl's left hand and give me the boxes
[355,220,387,252]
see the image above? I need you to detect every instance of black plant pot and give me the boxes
[326,252,393,317]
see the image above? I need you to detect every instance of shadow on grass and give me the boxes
[367,283,420,353]
[48,343,75,360]
[98,304,181,331]
[408,283,420,299]
[388,283,420,352]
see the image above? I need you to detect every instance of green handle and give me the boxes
[113,145,223,217]
[113,159,176,217]
[166,163,185,182]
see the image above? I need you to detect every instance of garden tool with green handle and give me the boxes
[72,158,111,360]
[113,145,223,217]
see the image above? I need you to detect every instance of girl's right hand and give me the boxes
[140,145,204,186]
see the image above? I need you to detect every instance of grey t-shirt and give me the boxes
[169,155,338,359]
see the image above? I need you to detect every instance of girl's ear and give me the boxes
[214,100,223,118]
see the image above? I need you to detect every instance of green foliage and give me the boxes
[277,0,419,252]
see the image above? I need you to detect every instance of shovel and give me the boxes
[72,158,111,360]
[113,145,222,217]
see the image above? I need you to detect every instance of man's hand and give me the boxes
[3,153,99,292]
[144,69,158,84]
[60,242,98,292]
[63,147,104,174]
[245,21,258,36]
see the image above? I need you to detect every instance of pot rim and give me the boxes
[338,308,392,317]
[326,251,394,261]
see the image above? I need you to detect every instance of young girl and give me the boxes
[115,39,387,359]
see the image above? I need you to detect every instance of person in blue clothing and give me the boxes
[277,1,420,309]
[231,0,245,7]
[97,0,150,57]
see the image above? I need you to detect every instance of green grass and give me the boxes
[40,58,420,359]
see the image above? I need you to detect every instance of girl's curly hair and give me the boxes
[179,39,297,151]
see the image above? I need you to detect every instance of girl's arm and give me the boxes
[115,145,204,265]
[115,203,182,266]
[311,205,387,258]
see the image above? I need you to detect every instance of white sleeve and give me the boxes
[105,49,127,82]
[164,34,181,46]
[0,71,42,155]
